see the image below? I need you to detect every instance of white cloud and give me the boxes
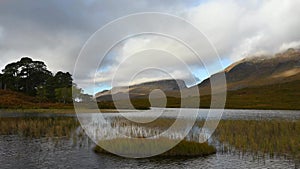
[95,35,201,87]
[94,0,300,89]
[187,0,300,61]
[279,41,300,52]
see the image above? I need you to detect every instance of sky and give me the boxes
[0,0,300,94]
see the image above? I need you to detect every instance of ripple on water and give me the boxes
[0,135,298,169]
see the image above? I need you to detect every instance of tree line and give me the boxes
[0,57,92,103]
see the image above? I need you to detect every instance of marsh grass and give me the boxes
[214,120,300,159]
[0,117,79,138]
[1,115,299,160]
[107,117,206,140]
[93,117,214,157]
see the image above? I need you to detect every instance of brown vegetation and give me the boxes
[0,89,73,109]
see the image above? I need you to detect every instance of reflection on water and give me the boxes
[0,109,300,169]
[81,116,209,143]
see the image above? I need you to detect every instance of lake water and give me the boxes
[0,108,300,169]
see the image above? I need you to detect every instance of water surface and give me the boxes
[0,108,299,169]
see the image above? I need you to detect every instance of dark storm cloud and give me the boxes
[0,0,192,74]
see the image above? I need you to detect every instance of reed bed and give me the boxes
[0,117,79,138]
[92,117,215,157]
[1,115,299,159]
[214,119,300,159]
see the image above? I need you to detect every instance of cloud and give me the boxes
[188,0,300,60]
[0,0,191,71]
[279,41,300,52]
[0,0,299,93]
[95,35,203,87]
[93,0,300,88]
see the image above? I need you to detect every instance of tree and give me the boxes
[18,58,52,95]
[36,86,48,102]
[71,85,93,102]
[1,57,90,104]
[1,57,52,95]
[2,62,20,91]
[0,73,3,89]
[55,87,72,104]
[44,71,73,101]
[54,71,72,88]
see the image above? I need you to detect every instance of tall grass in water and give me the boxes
[0,117,79,138]
[0,116,216,157]
[90,117,206,142]
[214,120,300,159]
[4,116,299,159]
[92,117,215,157]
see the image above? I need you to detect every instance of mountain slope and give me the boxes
[96,48,300,110]
[96,79,186,101]
[198,48,300,92]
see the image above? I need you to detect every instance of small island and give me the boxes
[94,138,216,157]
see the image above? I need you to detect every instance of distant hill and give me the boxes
[96,79,186,101]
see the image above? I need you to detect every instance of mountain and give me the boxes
[96,48,300,108]
[196,48,300,93]
[96,79,186,101]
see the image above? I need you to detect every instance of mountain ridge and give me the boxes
[96,48,300,102]
[200,48,300,91]
[96,79,186,101]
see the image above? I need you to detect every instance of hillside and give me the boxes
[96,48,300,110]
[198,48,300,92]
[96,79,186,101]
[0,90,73,109]
[99,80,300,110]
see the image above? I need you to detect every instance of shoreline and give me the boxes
[1,107,300,114]
[0,108,124,114]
